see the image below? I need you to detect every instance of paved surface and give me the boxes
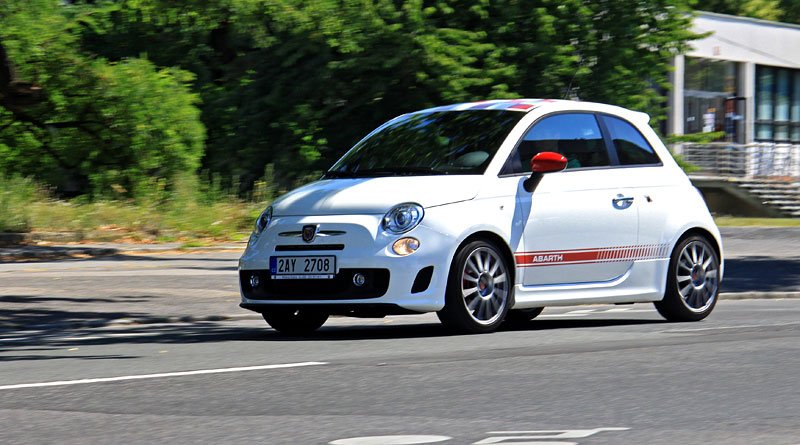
[1,227,798,331]
[1,301,799,444]
[1,227,799,444]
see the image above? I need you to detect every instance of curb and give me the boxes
[0,244,245,262]
[719,291,800,300]
[2,313,263,333]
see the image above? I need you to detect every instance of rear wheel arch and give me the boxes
[674,227,721,261]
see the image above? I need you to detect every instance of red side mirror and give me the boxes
[530,152,568,173]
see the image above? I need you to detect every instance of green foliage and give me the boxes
[0,0,205,196]
[671,152,701,173]
[20,171,272,241]
[2,0,704,195]
[664,131,727,144]
[0,174,37,232]
[702,0,800,23]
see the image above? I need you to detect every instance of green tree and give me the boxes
[3,0,704,193]
[702,0,798,23]
[0,0,205,196]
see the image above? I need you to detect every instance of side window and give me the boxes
[600,115,661,165]
[504,113,610,174]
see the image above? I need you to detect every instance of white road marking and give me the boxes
[0,362,328,390]
[539,313,591,318]
[662,322,800,333]
[59,336,105,341]
[604,308,655,313]
[565,309,598,314]
[330,436,452,445]
[540,307,654,318]
[474,428,630,444]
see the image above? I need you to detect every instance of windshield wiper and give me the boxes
[322,170,357,179]
[349,167,449,177]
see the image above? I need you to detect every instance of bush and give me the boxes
[0,175,37,232]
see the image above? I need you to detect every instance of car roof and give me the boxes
[415,98,651,126]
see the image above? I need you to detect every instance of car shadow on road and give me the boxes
[0,313,669,359]
[722,256,800,293]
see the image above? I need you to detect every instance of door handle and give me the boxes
[612,194,634,210]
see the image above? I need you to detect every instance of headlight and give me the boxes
[250,206,273,246]
[254,206,273,234]
[382,203,424,234]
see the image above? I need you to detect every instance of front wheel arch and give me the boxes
[454,231,517,291]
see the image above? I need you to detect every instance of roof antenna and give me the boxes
[563,53,584,100]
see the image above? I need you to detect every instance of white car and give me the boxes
[239,99,723,334]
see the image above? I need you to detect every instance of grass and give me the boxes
[1,173,273,243]
[714,216,800,227]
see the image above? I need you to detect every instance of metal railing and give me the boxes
[673,143,800,179]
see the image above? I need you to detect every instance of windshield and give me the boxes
[325,110,523,178]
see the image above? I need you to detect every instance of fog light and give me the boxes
[353,273,366,287]
[249,274,260,288]
[392,237,420,256]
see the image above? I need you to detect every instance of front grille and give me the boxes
[241,268,390,300]
[275,244,345,251]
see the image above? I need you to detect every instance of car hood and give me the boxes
[272,176,481,216]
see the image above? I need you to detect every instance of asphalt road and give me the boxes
[1,227,799,444]
[1,301,799,444]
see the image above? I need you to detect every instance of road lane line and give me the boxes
[539,313,590,318]
[565,309,598,314]
[0,362,328,390]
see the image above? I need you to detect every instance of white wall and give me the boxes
[689,12,800,69]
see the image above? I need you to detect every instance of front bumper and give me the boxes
[238,214,455,313]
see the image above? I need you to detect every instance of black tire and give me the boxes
[504,307,544,325]
[437,240,513,333]
[655,235,720,322]
[262,308,329,335]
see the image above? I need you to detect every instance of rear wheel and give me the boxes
[504,307,544,325]
[655,235,720,322]
[437,240,512,333]
[262,308,328,335]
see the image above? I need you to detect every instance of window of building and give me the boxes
[683,57,739,140]
[756,65,800,143]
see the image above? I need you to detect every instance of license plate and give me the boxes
[269,255,336,280]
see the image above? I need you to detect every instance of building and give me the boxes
[668,11,800,145]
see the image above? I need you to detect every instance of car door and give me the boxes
[504,113,639,286]
[596,113,675,256]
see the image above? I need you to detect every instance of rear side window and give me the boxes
[600,115,661,165]
[503,113,610,174]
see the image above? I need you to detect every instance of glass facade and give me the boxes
[755,65,800,142]
[683,57,740,141]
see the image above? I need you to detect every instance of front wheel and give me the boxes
[437,240,513,333]
[655,235,720,322]
[262,308,329,335]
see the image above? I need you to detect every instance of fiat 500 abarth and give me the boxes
[239,99,723,334]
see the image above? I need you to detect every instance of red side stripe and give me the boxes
[515,243,669,267]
